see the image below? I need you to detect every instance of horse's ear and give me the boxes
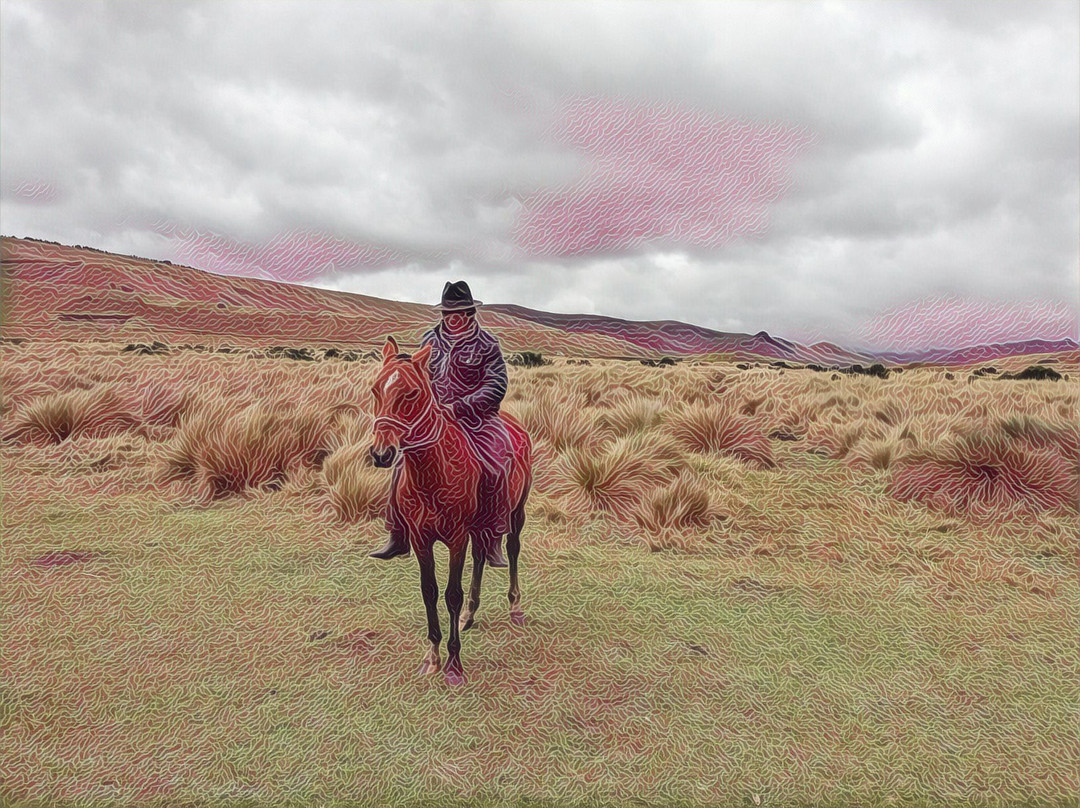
[412,342,432,371]
[382,337,398,363]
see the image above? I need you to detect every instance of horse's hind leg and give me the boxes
[507,499,526,626]
[460,535,485,632]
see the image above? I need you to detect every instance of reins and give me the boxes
[374,400,446,453]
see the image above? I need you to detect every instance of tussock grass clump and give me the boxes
[999,415,1080,464]
[817,393,852,412]
[323,410,374,454]
[768,400,819,440]
[847,432,917,471]
[552,433,673,518]
[162,399,335,500]
[634,474,723,535]
[669,403,774,469]
[889,422,1079,516]
[873,398,905,427]
[322,442,390,522]
[28,432,159,479]
[533,497,570,524]
[597,395,663,436]
[806,416,888,460]
[140,385,197,428]
[506,394,600,453]
[739,395,767,416]
[2,384,141,445]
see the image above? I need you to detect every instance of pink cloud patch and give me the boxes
[151,223,404,282]
[7,179,62,204]
[514,97,814,257]
[859,296,1079,351]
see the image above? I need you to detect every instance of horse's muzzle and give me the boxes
[370,445,397,468]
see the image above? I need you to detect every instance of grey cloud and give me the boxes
[1,0,1077,348]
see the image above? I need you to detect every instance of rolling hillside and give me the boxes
[2,236,1075,367]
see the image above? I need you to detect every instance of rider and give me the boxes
[370,280,513,568]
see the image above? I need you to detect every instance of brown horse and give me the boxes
[369,336,532,685]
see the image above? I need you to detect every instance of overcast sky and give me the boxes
[2,0,1077,350]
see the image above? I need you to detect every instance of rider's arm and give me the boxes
[457,337,507,419]
[420,328,453,416]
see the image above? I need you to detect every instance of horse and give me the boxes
[368,335,532,685]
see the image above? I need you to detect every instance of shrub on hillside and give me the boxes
[122,341,168,356]
[843,363,890,379]
[509,351,549,368]
[267,346,316,361]
[1000,365,1062,382]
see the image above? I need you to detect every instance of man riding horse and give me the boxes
[369,280,514,568]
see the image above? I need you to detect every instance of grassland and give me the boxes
[2,341,1078,807]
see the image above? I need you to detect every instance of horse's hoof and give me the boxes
[459,615,475,632]
[444,668,466,687]
[510,610,526,626]
[418,661,440,676]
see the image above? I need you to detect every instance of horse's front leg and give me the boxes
[443,537,468,686]
[416,546,442,676]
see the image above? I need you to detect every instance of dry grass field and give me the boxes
[2,340,1078,807]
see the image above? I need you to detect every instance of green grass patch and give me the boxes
[2,459,1079,807]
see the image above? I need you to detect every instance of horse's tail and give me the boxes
[500,411,532,509]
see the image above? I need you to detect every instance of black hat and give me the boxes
[433,280,483,311]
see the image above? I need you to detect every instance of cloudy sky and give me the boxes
[2,0,1077,350]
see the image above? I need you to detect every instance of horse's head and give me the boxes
[369,336,436,468]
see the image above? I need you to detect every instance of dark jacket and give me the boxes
[420,323,507,423]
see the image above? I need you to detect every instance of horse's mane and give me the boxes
[395,353,412,360]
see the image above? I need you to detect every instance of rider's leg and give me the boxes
[370,462,410,560]
[476,466,509,569]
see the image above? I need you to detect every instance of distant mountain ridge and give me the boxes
[2,236,1075,367]
[487,302,1077,367]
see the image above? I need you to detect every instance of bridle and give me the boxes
[373,398,446,453]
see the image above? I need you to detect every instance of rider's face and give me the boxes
[443,310,473,330]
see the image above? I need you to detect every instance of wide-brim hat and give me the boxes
[433,280,483,311]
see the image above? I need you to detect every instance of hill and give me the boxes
[2,236,1075,366]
